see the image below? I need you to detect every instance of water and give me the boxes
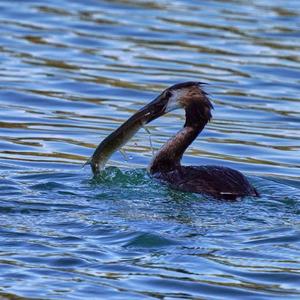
[0,0,300,299]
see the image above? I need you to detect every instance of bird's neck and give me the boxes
[149,120,207,174]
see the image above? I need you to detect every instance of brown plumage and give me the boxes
[152,166,258,200]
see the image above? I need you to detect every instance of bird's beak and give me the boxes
[131,92,169,125]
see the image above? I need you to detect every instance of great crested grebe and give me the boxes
[88,82,258,199]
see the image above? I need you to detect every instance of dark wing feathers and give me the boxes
[153,165,258,200]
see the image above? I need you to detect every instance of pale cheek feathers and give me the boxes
[165,90,185,113]
[165,87,206,113]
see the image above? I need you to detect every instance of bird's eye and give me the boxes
[164,90,172,98]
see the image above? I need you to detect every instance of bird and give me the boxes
[88,81,258,200]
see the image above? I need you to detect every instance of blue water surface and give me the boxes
[0,0,299,299]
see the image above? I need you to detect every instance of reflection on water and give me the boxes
[0,0,299,299]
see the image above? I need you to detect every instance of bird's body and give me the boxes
[89,81,258,199]
[152,166,258,199]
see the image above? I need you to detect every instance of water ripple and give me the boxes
[0,0,299,299]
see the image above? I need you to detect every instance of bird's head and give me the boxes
[140,81,213,126]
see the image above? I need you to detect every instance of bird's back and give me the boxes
[152,165,258,200]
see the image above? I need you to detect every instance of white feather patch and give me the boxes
[165,89,185,112]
